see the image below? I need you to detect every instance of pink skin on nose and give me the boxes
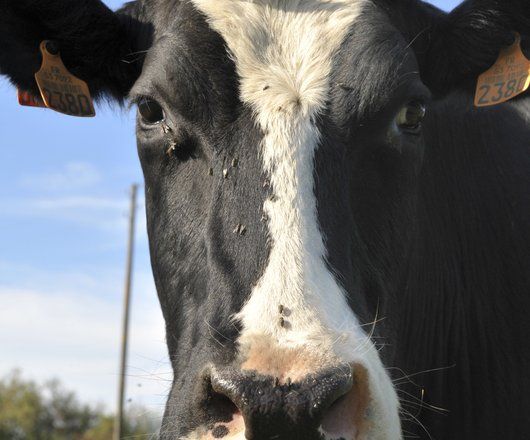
[321,365,372,440]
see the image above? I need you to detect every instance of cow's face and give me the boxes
[132,2,428,438]
[2,0,524,438]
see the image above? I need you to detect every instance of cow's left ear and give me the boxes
[402,0,530,96]
[0,0,152,102]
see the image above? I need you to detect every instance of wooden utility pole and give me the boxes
[113,184,138,440]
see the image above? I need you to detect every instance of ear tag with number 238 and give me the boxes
[475,35,530,107]
[19,40,96,117]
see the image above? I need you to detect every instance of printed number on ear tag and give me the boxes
[474,35,530,107]
[29,40,96,117]
[18,89,46,108]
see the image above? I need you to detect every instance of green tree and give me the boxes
[81,415,114,440]
[0,369,55,439]
[44,379,96,439]
[0,370,159,440]
[83,409,159,440]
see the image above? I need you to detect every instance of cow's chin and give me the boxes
[184,363,400,440]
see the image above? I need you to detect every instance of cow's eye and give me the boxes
[396,102,426,133]
[138,98,165,124]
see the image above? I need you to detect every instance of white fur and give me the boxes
[190,1,401,438]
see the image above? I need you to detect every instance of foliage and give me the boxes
[0,370,159,440]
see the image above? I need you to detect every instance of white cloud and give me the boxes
[20,162,102,191]
[1,193,147,239]
[0,269,169,415]
[29,196,126,210]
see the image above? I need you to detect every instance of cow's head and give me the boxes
[2,0,529,438]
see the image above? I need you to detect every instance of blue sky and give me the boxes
[0,0,460,419]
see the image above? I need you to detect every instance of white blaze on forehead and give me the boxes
[190,0,366,362]
[191,0,401,438]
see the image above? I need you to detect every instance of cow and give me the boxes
[1,0,529,438]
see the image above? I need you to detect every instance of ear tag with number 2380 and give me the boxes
[475,35,530,107]
[19,40,96,117]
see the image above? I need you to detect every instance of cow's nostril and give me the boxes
[209,371,248,415]
[204,374,248,439]
[206,378,240,420]
[209,388,239,415]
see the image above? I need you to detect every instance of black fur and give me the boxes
[1,1,529,439]
[398,92,530,438]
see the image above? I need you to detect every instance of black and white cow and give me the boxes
[1,0,529,439]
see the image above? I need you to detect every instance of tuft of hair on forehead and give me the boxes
[191,0,371,119]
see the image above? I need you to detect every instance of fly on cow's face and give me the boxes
[233,224,247,236]
[161,122,172,134]
[166,140,177,157]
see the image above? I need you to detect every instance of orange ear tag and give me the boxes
[474,35,530,107]
[32,40,96,117]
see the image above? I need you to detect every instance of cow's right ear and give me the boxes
[402,0,530,97]
[0,0,152,103]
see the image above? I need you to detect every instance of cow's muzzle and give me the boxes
[205,364,368,440]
